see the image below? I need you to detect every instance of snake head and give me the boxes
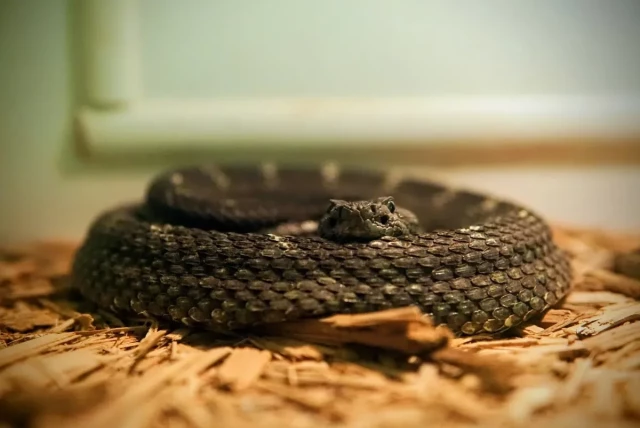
[318,196,418,242]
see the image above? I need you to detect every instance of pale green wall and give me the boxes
[139,0,640,98]
[0,0,154,243]
[1,0,639,244]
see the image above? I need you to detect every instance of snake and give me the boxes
[70,163,573,336]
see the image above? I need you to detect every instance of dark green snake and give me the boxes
[70,164,573,336]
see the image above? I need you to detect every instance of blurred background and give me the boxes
[1,0,639,244]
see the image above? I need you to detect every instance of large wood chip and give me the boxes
[261,306,451,355]
[576,302,640,336]
[322,306,428,327]
[217,347,272,391]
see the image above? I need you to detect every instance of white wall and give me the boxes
[1,0,639,245]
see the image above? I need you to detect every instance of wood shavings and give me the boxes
[505,383,560,423]
[584,268,640,299]
[614,350,640,370]
[622,378,640,419]
[0,349,107,392]
[0,333,78,369]
[255,381,339,416]
[0,303,59,332]
[552,225,640,253]
[614,249,640,280]
[2,279,55,302]
[564,290,634,306]
[249,337,326,361]
[130,328,168,364]
[580,322,640,353]
[1,226,640,428]
[431,347,519,394]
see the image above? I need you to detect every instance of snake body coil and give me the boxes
[71,164,573,336]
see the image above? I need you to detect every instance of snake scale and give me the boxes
[71,164,573,336]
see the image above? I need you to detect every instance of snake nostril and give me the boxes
[380,215,389,225]
[370,204,377,213]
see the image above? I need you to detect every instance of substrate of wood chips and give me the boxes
[1,225,639,428]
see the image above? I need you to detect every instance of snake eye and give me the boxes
[386,200,395,213]
[328,217,338,228]
[328,199,348,215]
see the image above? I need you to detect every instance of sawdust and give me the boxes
[0,227,639,428]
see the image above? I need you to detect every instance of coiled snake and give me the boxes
[71,164,573,336]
